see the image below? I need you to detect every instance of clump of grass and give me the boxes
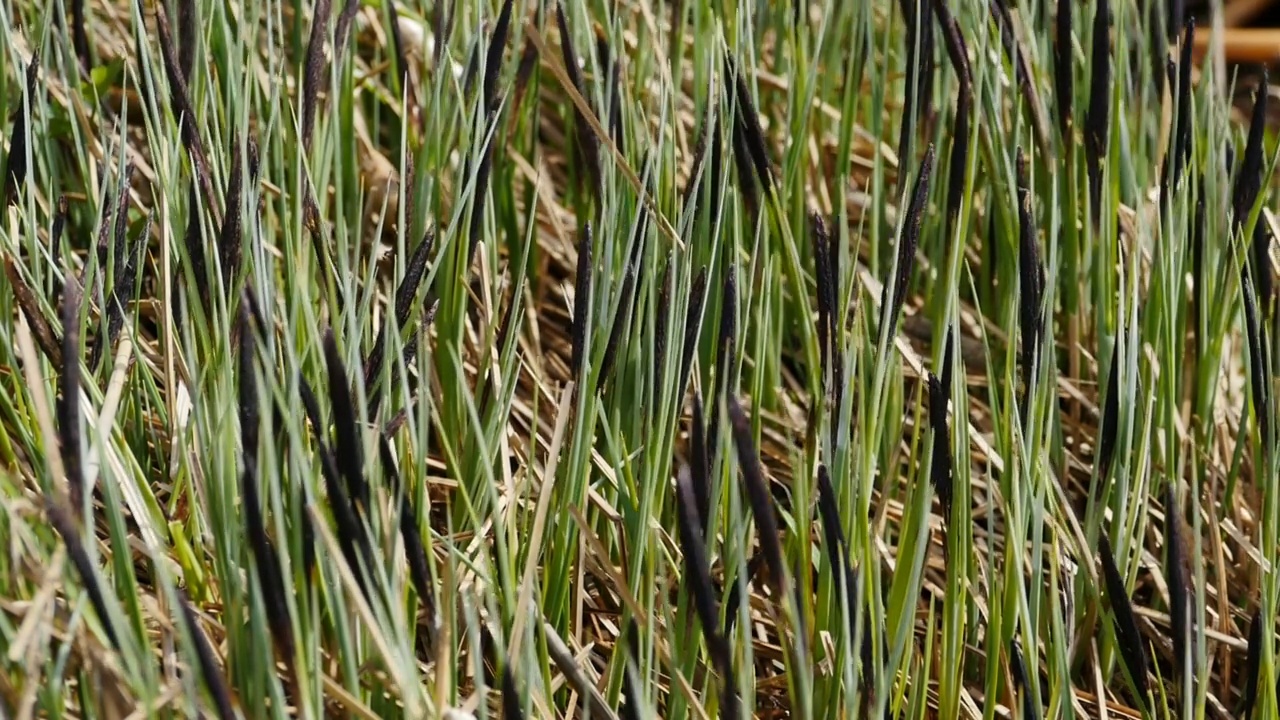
[3,0,1279,718]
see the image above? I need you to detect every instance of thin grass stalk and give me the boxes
[433,0,454,66]
[387,0,412,102]
[897,0,919,181]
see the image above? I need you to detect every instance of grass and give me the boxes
[0,0,1277,717]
